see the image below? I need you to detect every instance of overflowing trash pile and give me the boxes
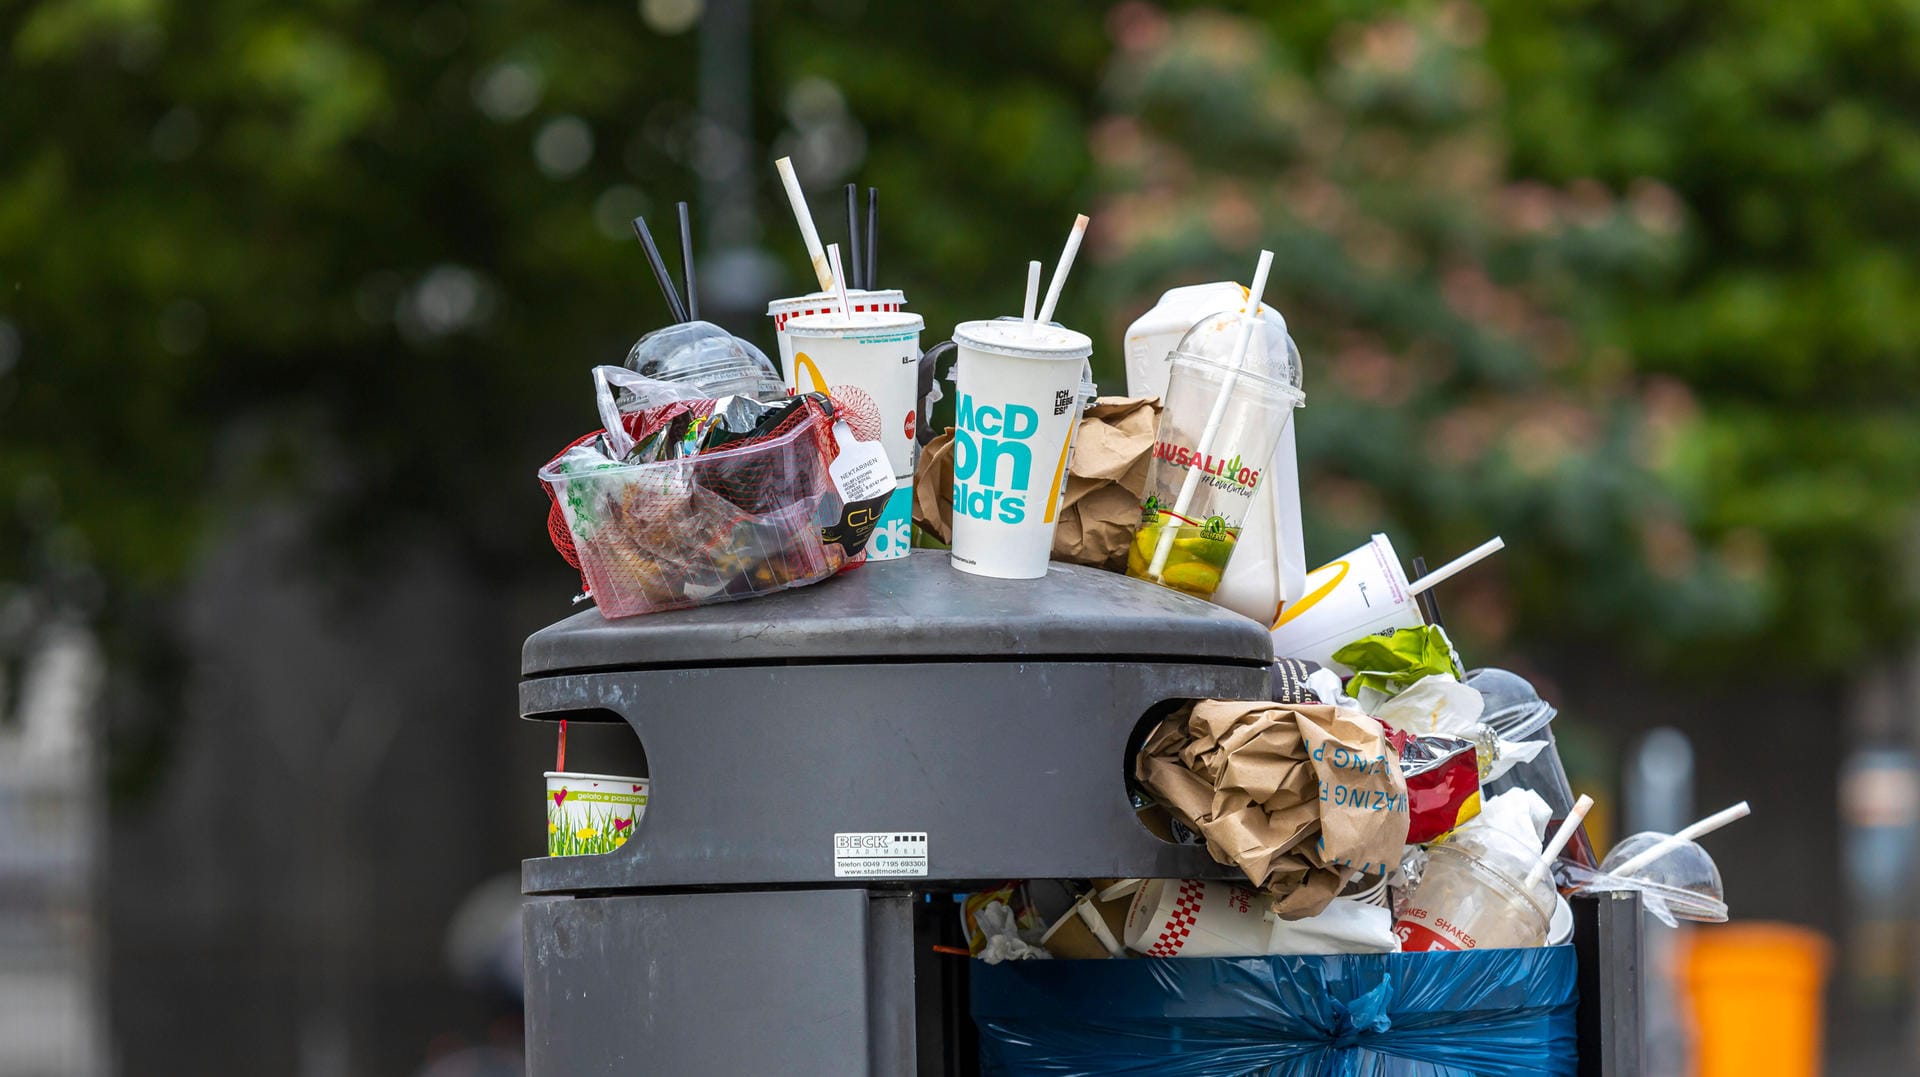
[532,160,1745,1072]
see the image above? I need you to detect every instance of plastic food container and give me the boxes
[541,418,847,617]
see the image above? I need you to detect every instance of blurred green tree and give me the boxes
[1089,1,1920,671]
[1,0,1914,701]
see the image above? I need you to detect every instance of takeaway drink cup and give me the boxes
[1267,533,1425,672]
[1123,878,1274,957]
[1392,829,1554,952]
[768,288,906,383]
[1127,315,1303,601]
[946,319,1093,580]
[783,311,927,560]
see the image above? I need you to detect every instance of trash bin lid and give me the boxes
[523,550,1273,675]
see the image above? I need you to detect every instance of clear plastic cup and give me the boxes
[1127,311,1303,600]
[1392,828,1554,952]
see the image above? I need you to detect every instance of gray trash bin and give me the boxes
[518,550,1272,1076]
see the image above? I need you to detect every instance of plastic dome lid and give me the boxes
[1169,306,1304,395]
[623,320,786,403]
[1464,667,1558,742]
[1599,832,1729,923]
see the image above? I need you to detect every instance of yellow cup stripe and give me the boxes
[1270,559,1350,630]
[793,350,827,394]
[1043,426,1074,523]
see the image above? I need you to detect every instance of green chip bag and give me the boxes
[1331,625,1464,702]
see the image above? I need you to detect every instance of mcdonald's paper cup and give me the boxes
[947,319,1092,580]
[1123,878,1274,958]
[768,288,906,382]
[1268,533,1424,673]
[785,311,925,560]
[545,771,649,857]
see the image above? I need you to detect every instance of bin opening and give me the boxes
[531,709,652,859]
[1124,699,1203,846]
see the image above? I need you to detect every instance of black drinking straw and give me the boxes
[844,183,863,290]
[630,216,689,323]
[1411,555,1444,628]
[865,187,878,288]
[676,201,698,321]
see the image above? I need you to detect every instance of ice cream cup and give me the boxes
[784,311,928,561]
[1268,533,1425,672]
[1123,878,1273,958]
[940,319,1093,580]
[545,771,649,857]
[768,288,907,383]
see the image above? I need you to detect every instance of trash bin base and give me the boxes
[523,888,916,1076]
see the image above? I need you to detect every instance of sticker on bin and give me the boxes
[833,832,928,877]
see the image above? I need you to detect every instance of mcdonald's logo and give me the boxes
[1270,558,1349,630]
[793,350,828,394]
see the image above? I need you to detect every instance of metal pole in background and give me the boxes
[1625,726,1693,1077]
[697,0,782,332]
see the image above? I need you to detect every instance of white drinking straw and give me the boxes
[1406,536,1506,596]
[826,243,852,319]
[1146,249,1274,579]
[775,156,834,292]
[1022,260,1042,323]
[1524,793,1595,890]
[1035,214,1089,325]
[1610,801,1751,877]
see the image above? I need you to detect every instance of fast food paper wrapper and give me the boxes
[915,396,1160,570]
[1135,701,1410,920]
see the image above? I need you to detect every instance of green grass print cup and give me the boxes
[546,771,649,856]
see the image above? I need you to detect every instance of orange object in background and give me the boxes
[1682,923,1832,1077]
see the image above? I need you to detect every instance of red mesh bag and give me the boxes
[541,389,880,617]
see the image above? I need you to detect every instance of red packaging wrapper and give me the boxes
[1388,731,1483,844]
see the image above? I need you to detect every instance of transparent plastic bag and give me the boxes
[541,367,877,617]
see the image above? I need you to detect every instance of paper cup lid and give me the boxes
[783,311,925,338]
[767,288,905,315]
[954,318,1092,359]
[545,771,650,785]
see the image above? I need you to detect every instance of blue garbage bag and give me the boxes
[971,945,1577,1076]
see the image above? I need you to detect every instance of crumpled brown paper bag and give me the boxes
[1135,700,1410,920]
[913,396,1161,571]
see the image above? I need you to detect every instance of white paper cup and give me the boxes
[1123,878,1273,958]
[768,289,907,382]
[545,771,649,857]
[1548,893,1573,946]
[946,319,1092,580]
[1268,533,1424,672]
[785,311,926,561]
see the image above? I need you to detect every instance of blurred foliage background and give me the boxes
[5,0,1916,688]
[3,0,1916,1071]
